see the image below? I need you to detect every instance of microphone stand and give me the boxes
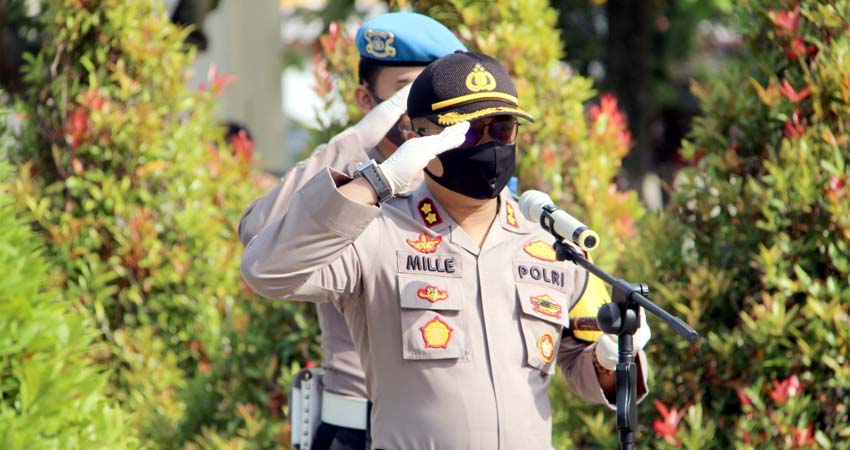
[552,241,699,450]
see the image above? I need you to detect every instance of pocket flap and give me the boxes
[516,283,568,326]
[397,274,465,310]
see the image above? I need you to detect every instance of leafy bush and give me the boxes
[0,155,135,450]
[628,0,850,447]
[3,1,320,448]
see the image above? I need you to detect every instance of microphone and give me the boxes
[518,190,600,252]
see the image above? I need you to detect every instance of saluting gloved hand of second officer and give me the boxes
[594,307,651,371]
[352,83,413,150]
[379,121,470,194]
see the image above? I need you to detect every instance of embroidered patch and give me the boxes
[363,29,396,59]
[537,332,556,363]
[523,240,556,262]
[505,202,519,228]
[465,63,497,92]
[417,285,449,303]
[418,198,443,227]
[406,232,442,254]
[420,316,453,349]
[530,294,563,319]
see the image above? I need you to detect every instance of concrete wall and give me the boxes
[188,0,288,173]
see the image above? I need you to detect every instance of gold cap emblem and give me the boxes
[363,30,396,59]
[465,63,497,92]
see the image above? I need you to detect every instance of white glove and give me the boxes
[378,121,470,194]
[594,307,651,371]
[352,83,412,149]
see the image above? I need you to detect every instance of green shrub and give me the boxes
[2,1,318,447]
[630,0,850,447]
[0,155,135,450]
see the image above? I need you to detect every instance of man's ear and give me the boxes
[354,84,376,114]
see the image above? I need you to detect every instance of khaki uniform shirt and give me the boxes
[242,169,649,450]
[239,128,378,399]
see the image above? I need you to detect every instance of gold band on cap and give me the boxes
[436,106,534,125]
[431,92,519,111]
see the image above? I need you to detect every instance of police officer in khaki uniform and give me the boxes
[239,12,466,450]
[242,51,651,450]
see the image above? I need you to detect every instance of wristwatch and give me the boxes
[353,159,393,203]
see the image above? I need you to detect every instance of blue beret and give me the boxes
[356,12,467,65]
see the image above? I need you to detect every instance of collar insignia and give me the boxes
[363,29,396,59]
[537,332,556,363]
[530,294,563,319]
[465,63,497,92]
[418,198,443,227]
[417,285,449,303]
[406,232,443,254]
[420,315,453,349]
[505,202,519,228]
[523,240,556,262]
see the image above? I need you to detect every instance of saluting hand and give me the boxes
[378,121,470,195]
[594,307,651,371]
[352,83,413,150]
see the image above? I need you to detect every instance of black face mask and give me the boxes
[425,141,516,199]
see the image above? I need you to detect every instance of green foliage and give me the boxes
[313,0,647,445]
[629,0,850,447]
[0,156,136,450]
[3,0,321,448]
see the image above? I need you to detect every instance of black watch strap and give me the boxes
[353,159,393,203]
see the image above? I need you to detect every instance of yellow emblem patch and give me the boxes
[523,240,557,262]
[465,63,497,92]
[420,316,453,349]
[505,202,519,228]
[418,198,443,227]
[537,332,556,363]
[417,285,449,303]
[530,294,563,319]
[363,29,396,59]
[406,232,442,254]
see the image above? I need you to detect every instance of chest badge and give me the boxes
[537,333,556,363]
[523,240,557,262]
[418,197,443,227]
[420,315,453,349]
[363,29,396,59]
[505,202,519,228]
[417,285,449,303]
[406,232,442,254]
[530,294,563,319]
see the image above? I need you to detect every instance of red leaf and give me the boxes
[779,80,811,103]
[771,7,800,34]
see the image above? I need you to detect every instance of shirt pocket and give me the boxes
[397,273,468,361]
[515,283,568,374]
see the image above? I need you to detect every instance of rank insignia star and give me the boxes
[505,202,519,228]
[406,232,442,254]
[523,240,557,262]
[420,315,453,349]
[537,332,556,363]
[530,294,563,319]
[418,198,443,227]
[417,285,449,303]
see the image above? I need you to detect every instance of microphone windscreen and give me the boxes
[518,190,553,222]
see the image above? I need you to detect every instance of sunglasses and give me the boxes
[415,115,519,149]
